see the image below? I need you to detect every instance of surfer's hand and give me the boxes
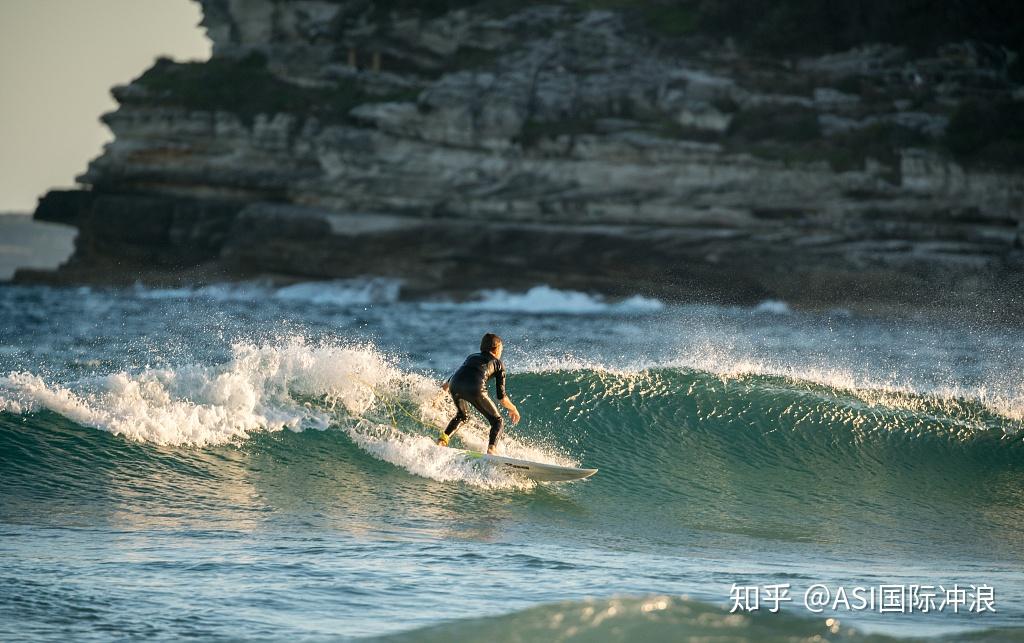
[505,402,520,425]
[500,396,519,424]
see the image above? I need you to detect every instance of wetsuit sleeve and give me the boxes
[494,359,506,400]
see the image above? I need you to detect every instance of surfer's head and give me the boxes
[481,333,503,358]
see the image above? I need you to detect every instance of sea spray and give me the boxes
[0,339,404,446]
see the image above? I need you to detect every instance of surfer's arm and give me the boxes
[494,360,507,400]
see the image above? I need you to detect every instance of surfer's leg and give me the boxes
[468,393,503,453]
[439,395,470,445]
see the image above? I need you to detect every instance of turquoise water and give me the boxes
[1,283,1021,640]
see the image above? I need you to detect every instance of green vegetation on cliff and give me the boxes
[651,0,1022,55]
[134,52,411,126]
[946,98,1024,167]
[318,0,1024,56]
[570,1,1024,56]
[131,0,1021,173]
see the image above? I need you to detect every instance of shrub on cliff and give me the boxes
[946,98,1024,167]
[650,0,1023,55]
[135,52,369,126]
[727,104,821,143]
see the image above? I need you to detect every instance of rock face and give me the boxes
[20,1,1024,315]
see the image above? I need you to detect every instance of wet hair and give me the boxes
[480,333,503,354]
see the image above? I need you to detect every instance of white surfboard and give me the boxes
[457,449,597,482]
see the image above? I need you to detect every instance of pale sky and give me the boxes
[0,0,211,213]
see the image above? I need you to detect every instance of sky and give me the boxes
[0,0,211,213]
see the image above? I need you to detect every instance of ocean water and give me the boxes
[1,281,1021,641]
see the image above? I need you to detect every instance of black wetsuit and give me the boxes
[443,352,506,447]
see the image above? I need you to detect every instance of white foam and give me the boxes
[131,282,266,302]
[274,279,401,306]
[131,278,402,306]
[422,285,664,314]
[754,299,792,315]
[340,372,579,488]
[0,339,398,446]
[130,281,661,314]
[343,420,535,490]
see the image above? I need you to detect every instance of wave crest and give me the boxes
[0,339,400,446]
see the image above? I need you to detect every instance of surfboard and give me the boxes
[457,449,598,482]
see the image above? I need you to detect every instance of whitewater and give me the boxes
[1,281,1022,640]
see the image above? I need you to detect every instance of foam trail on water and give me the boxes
[342,371,580,489]
[342,420,536,490]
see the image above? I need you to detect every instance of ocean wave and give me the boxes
[421,285,664,314]
[363,595,931,642]
[131,282,267,302]
[275,279,402,306]
[513,344,1024,431]
[125,281,665,314]
[667,348,1024,431]
[0,340,409,445]
[131,278,402,306]
[4,342,1023,551]
[3,342,1021,453]
[0,340,572,489]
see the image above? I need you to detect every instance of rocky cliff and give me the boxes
[20,0,1024,315]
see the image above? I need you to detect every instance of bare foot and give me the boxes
[486,446,498,455]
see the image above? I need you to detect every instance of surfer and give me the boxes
[437,333,520,455]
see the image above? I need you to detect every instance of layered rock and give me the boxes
[20,0,1024,315]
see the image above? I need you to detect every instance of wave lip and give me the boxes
[422,285,664,314]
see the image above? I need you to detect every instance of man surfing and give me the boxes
[437,333,520,455]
